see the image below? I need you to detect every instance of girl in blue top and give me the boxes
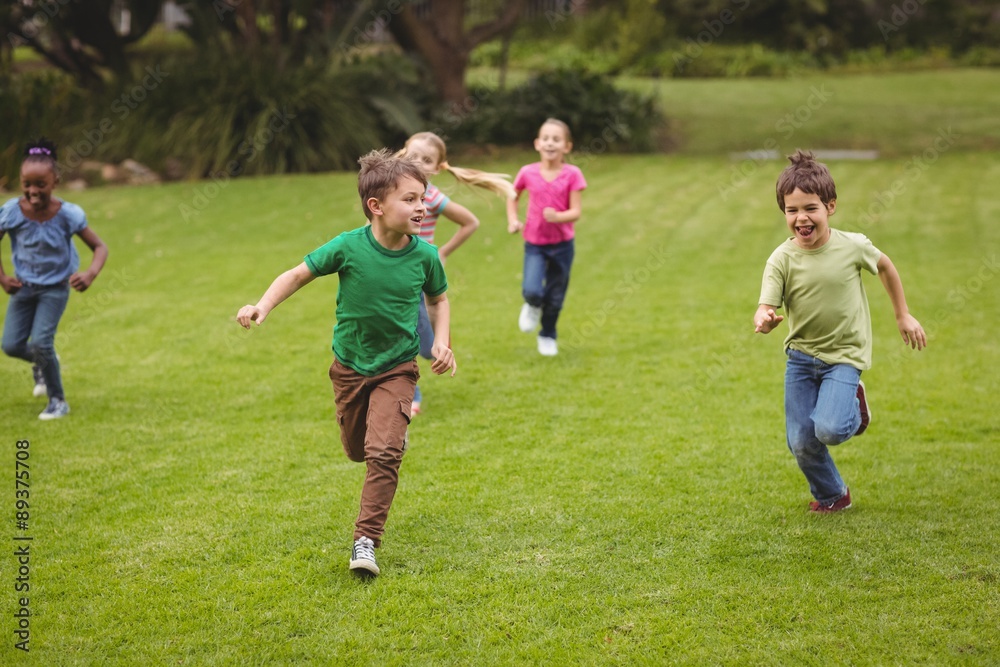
[1,139,108,419]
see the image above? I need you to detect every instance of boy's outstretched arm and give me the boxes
[424,292,457,376]
[877,253,927,350]
[754,303,784,334]
[236,263,315,328]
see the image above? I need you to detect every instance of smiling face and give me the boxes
[784,187,835,249]
[20,161,58,213]
[369,175,426,237]
[534,122,572,164]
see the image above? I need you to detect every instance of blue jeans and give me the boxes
[2,281,70,400]
[784,349,862,504]
[523,240,574,339]
[413,296,435,404]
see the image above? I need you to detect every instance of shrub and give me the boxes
[1,51,432,185]
[442,67,665,153]
[81,51,429,179]
[0,71,86,187]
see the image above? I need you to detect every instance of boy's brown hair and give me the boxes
[357,148,428,220]
[775,149,837,211]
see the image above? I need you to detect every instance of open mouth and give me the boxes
[796,225,815,238]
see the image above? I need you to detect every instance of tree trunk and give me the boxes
[388,0,526,106]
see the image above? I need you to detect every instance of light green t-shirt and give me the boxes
[759,228,881,370]
[305,225,448,376]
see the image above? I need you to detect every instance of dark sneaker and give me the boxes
[32,364,47,398]
[38,398,70,421]
[350,536,379,577]
[855,380,871,436]
[810,488,852,513]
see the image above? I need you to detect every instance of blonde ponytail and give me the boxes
[403,131,517,201]
[443,163,517,201]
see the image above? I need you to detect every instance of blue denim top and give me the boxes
[0,197,86,285]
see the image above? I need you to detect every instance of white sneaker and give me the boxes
[350,536,379,577]
[537,336,558,356]
[39,398,70,420]
[32,364,46,398]
[518,303,542,333]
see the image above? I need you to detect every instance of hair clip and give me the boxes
[28,147,52,156]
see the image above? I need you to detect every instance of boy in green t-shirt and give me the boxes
[237,149,456,577]
[753,150,926,513]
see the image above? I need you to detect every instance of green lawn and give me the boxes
[470,67,1000,157]
[4,61,1000,662]
[1,148,996,664]
[631,69,1000,156]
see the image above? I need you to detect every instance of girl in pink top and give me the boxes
[506,119,587,357]
[399,132,515,415]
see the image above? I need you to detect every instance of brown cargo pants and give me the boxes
[329,358,418,547]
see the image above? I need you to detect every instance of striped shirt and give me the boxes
[417,182,450,243]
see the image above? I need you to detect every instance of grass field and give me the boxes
[2,82,999,663]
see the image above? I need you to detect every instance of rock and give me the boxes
[101,163,123,183]
[119,159,161,185]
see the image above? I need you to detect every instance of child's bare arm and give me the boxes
[236,263,315,328]
[424,292,456,376]
[506,192,523,234]
[543,190,582,224]
[754,303,784,334]
[0,231,22,293]
[70,227,108,291]
[877,253,926,350]
[437,201,480,263]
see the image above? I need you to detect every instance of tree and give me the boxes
[4,0,164,88]
[386,0,527,105]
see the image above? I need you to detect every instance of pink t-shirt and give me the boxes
[513,163,587,246]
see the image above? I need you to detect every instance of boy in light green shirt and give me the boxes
[754,150,926,513]
[237,149,456,577]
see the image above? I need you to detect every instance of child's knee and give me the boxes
[814,420,854,446]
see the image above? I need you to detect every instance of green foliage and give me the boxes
[442,67,664,152]
[106,54,382,177]
[615,0,668,69]
[0,71,85,187]
[0,51,431,183]
[663,43,821,78]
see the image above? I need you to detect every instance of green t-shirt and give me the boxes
[759,228,881,370]
[305,226,448,376]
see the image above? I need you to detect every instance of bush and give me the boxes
[79,51,430,179]
[442,67,665,153]
[1,51,432,185]
[0,71,86,187]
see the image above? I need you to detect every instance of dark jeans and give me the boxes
[2,281,70,400]
[522,239,574,339]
